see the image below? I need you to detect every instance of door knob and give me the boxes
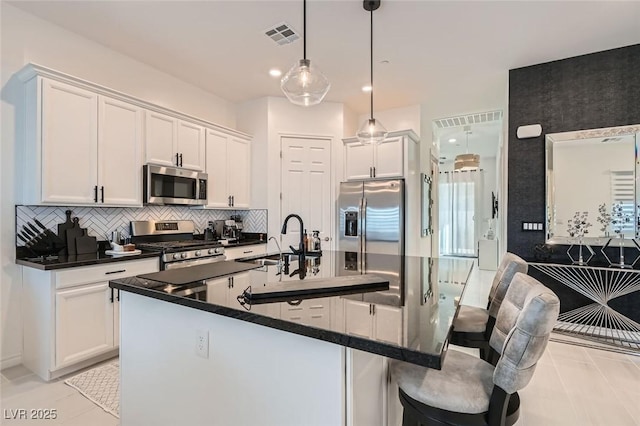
[324,237,331,241]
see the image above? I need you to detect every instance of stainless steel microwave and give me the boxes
[143,164,207,206]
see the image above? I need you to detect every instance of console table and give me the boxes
[529,262,640,353]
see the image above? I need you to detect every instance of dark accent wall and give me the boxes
[507,44,640,258]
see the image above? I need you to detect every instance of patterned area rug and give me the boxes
[64,360,119,418]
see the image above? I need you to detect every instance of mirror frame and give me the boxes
[545,123,640,245]
[421,172,433,237]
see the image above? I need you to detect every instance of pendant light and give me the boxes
[281,0,330,107]
[454,126,480,170]
[357,0,388,144]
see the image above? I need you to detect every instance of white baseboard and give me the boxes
[0,354,22,370]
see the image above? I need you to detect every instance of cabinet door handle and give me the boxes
[231,195,234,206]
[373,166,376,177]
[100,186,105,203]
[369,304,372,315]
[105,269,126,275]
[116,289,120,301]
[228,196,231,207]
[94,185,98,203]
[110,287,114,303]
[372,304,376,315]
[179,153,183,167]
[176,153,180,167]
[231,276,234,288]
[369,167,372,178]
[243,250,253,254]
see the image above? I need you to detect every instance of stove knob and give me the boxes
[208,248,216,255]
[172,253,180,260]
[195,250,201,256]
[181,253,188,259]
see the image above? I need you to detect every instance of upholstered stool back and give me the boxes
[489,272,560,394]
[487,253,529,318]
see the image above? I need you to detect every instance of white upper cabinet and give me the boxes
[343,131,418,181]
[345,143,375,181]
[145,111,205,171]
[41,79,98,204]
[31,78,142,206]
[178,120,206,171]
[373,136,404,178]
[205,129,251,208]
[144,110,177,168]
[17,64,249,206]
[98,96,143,206]
[227,137,251,208]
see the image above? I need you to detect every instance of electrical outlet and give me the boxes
[195,329,209,359]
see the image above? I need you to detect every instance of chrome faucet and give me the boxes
[281,213,306,266]
[268,236,283,264]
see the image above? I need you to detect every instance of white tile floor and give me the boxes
[1,262,638,425]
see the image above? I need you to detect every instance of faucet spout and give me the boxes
[268,236,282,261]
[281,214,306,265]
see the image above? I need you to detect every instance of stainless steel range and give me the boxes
[131,220,225,270]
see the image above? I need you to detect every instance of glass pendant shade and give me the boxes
[454,153,480,170]
[281,59,331,107]
[357,118,388,144]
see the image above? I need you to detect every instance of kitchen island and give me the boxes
[110,251,473,426]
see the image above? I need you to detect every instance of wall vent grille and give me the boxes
[264,22,300,45]
[434,110,503,129]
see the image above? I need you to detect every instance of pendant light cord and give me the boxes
[303,0,307,60]
[370,7,374,120]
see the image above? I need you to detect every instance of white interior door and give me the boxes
[280,136,332,253]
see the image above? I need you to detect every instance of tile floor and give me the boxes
[1,262,638,425]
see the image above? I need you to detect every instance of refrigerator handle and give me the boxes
[361,197,367,271]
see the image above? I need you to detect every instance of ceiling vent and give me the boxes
[434,110,503,129]
[264,22,300,45]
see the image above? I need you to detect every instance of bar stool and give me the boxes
[450,252,528,362]
[390,273,559,426]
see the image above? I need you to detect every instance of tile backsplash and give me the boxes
[16,205,267,242]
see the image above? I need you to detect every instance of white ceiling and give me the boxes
[8,1,640,116]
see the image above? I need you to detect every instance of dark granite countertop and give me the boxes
[17,251,160,270]
[110,251,474,369]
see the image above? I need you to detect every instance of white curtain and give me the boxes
[439,170,484,257]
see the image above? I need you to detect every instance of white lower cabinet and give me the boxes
[224,244,267,260]
[280,297,332,329]
[344,299,403,345]
[22,258,158,381]
[55,282,114,367]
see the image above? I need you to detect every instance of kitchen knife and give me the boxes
[17,233,33,247]
[33,218,66,248]
[28,222,47,240]
[33,219,49,231]
[20,230,38,246]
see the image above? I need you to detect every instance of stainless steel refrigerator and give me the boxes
[337,179,404,304]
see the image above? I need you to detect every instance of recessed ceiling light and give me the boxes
[448,138,457,143]
[362,85,372,92]
[269,69,282,77]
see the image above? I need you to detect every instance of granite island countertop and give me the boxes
[17,250,160,270]
[110,251,474,369]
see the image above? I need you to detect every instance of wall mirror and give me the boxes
[546,124,640,244]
